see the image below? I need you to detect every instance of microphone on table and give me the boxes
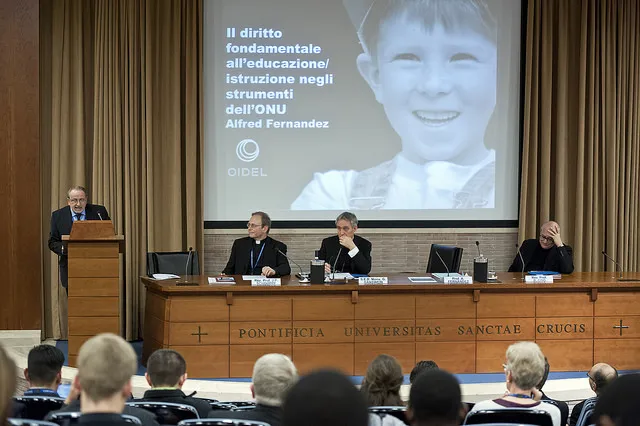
[475,241,482,257]
[177,247,197,286]
[98,211,103,220]
[434,249,450,277]
[601,250,634,281]
[276,248,308,280]
[331,247,343,281]
[515,243,525,281]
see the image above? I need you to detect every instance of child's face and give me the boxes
[358,15,497,164]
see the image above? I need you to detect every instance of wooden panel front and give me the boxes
[169,296,228,322]
[69,336,89,356]
[416,342,475,373]
[67,242,119,258]
[293,344,354,374]
[476,341,520,373]
[594,339,640,370]
[144,315,168,345]
[595,293,640,316]
[146,292,168,321]
[354,343,415,375]
[537,340,593,371]
[594,317,640,338]
[230,344,293,377]
[68,277,119,297]
[536,317,593,340]
[293,321,354,343]
[536,294,593,317]
[169,322,229,345]
[230,297,292,321]
[69,316,119,336]
[230,321,293,344]
[172,345,229,378]
[415,294,475,319]
[355,295,415,319]
[68,258,119,278]
[415,319,475,341]
[477,294,535,318]
[293,296,354,320]
[353,320,415,342]
[68,297,119,317]
[475,318,535,341]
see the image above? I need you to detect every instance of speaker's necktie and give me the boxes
[75,213,82,221]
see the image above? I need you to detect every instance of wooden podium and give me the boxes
[62,220,124,366]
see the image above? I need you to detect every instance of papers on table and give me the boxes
[432,273,464,280]
[152,273,180,280]
[408,276,437,283]
[208,276,236,285]
[327,272,354,280]
[242,275,265,280]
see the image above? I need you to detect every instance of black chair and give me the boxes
[46,412,141,425]
[126,401,199,425]
[178,420,270,426]
[426,244,464,273]
[8,420,59,426]
[12,397,66,420]
[207,402,236,411]
[575,397,597,426]
[368,406,408,424]
[147,251,200,276]
[206,402,255,411]
[463,409,553,426]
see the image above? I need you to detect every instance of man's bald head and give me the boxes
[589,363,618,395]
[541,221,559,233]
[539,221,561,249]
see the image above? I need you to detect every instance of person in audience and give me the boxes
[469,342,561,426]
[409,360,439,385]
[361,354,404,407]
[48,334,159,426]
[535,357,569,426]
[508,221,574,274]
[569,363,618,426]
[140,349,211,417]
[222,211,291,277]
[208,353,298,426]
[319,212,372,275]
[0,344,17,425]
[592,373,639,426]
[407,369,464,426]
[22,345,65,397]
[282,369,369,426]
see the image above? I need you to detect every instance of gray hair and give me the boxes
[252,353,298,406]
[505,342,545,391]
[336,212,358,228]
[251,211,272,233]
[67,186,88,199]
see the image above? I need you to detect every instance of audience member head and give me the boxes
[24,344,65,390]
[588,363,618,396]
[361,354,404,406]
[536,357,550,390]
[408,369,462,426]
[410,360,439,384]
[251,353,298,407]
[75,333,137,413]
[283,369,368,426]
[593,373,639,426]
[503,342,545,393]
[0,344,17,425]
[145,349,187,388]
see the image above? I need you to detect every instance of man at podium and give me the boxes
[48,186,110,288]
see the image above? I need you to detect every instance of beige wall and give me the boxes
[204,228,519,275]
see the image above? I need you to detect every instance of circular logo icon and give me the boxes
[236,139,260,162]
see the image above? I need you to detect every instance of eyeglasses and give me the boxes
[502,363,509,371]
[586,373,594,380]
[540,235,553,242]
[247,222,262,229]
[68,198,86,204]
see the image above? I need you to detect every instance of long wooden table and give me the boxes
[141,272,640,378]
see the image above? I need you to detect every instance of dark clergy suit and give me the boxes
[223,236,291,277]
[319,235,372,275]
[208,404,282,426]
[48,204,110,287]
[138,389,211,418]
[508,239,574,274]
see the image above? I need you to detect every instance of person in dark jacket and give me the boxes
[509,221,574,274]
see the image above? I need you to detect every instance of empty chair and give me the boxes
[147,251,200,276]
[12,397,65,420]
[178,420,270,426]
[426,244,463,274]
[368,407,407,424]
[464,409,553,426]
[8,420,59,426]
[126,401,199,425]
[46,412,141,425]
[575,397,597,426]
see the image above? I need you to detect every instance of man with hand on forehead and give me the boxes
[509,221,574,274]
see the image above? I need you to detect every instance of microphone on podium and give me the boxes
[176,247,197,286]
[515,243,525,281]
[98,211,103,220]
[331,247,343,281]
[602,250,635,281]
[434,249,450,276]
[276,248,308,281]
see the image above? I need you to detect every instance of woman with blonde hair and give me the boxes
[0,344,17,424]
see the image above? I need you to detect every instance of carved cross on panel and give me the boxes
[613,319,630,336]
[191,325,208,343]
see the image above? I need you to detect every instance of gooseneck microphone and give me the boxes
[475,241,482,257]
[516,243,525,281]
[276,248,306,279]
[98,211,103,220]
[176,247,197,286]
[601,250,635,281]
[331,247,343,280]
[434,249,450,276]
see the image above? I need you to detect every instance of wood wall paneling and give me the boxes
[293,343,354,375]
[169,296,229,322]
[229,297,292,321]
[354,342,415,375]
[172,345,229,378]
[292,296,354,320]
[415,294,476,319]
[229,344,293,377]
[536,340,593,371]
[416,342,476,373]
[168,322,229,345]
[595,293,640,316]
[536,294,593,317]
[593,339,640,370]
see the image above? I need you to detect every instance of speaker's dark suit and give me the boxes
[48,204,110,287]
[319,234,372,274]
[223,236,291,277]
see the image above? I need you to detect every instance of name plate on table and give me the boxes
[444,276,473,284]
[358,277,388,285]
[251,278,281,287]
[525,275,554,283]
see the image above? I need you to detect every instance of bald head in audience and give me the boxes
[589,363,618,395]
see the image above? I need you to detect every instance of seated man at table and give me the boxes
[223,211,291,277]
[508,221,574,274]
[319,212,372,275]
[208,353,298,426]
[139,349,211,417]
